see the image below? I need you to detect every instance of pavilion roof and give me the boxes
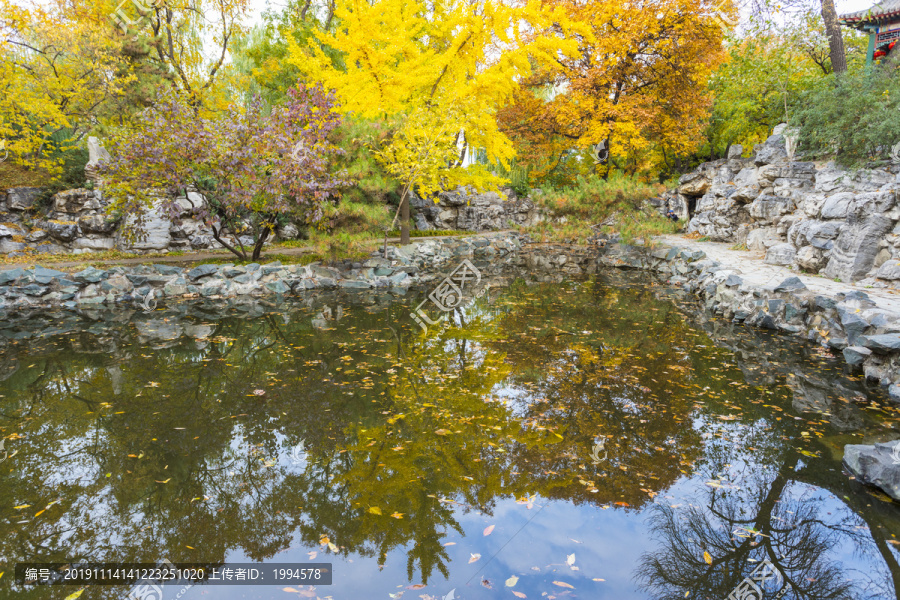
[841,0,900,28]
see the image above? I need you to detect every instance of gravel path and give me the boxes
[657,234,900,316]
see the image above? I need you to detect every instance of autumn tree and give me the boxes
[498,0,727,181]
[286,0,578,243]
[0,0,133,174]
[102,84,349,261]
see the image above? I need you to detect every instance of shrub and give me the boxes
[792,67,900,166]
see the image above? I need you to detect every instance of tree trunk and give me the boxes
[400,189,410,245]
[821,0,847,74]
[251,224,273,261]
[211,225,247,261]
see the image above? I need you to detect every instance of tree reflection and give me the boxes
[635,442,893,599]
[0,275,898,598]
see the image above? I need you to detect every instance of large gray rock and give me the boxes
[754,132,788,165]
[749,195,794,224]
[820,192,856,219]
[53,189,101,213]
[120,201,172,250]
[859,334,900,352]
[45,220,78,242]
[823,215,893,281]
[876,260,900,281]
[796,245,826,272]
[764,243,796,266]
[843,441,900,500]
[78,214,117,234]
[6,187,42,211]
[678,172,710,196]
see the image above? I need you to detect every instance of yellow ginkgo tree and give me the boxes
[286,0,579,242]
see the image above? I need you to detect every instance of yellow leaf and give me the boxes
[703,551,712,565]
[505,575,519,587]
[469,553,481,563]
[283,587,300,592]
[435,429,451,436]
[552,581,575,589]
[391,512,404,519]
[64,590,86,600]
[368,506,382,515]
[13,505,30,510]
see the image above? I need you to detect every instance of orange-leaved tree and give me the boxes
[499,0,730,182]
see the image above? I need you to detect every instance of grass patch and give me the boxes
[526,173,678,244]
[386,229,471,238]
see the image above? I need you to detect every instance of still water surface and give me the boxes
[2,270,900,599]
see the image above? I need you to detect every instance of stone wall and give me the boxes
[0,184,538,257]
[674,128,900,286]
[0,232,521,313]
[410,187,543,231]
[0,187,302,256]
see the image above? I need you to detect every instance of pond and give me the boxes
[2,267,900,600]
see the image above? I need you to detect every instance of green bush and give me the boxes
[527,173,676,244]
[792,67,900,166]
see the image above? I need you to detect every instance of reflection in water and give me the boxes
[0,269,898,599]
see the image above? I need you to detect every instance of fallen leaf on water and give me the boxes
[552,581,575,589]
[469,553,481,564]
[253,389,266,396]
[443,542,456,546]
[13,505,30,510]
[307,551,317,559]
[368,506,382,515]
[513,592,527,598]
[505,575,519,587]
[327,542,339,553]
[483,525,495,536]
[407,584,426,589]
[566,554,576,566]
[703,551,713,565]
[435,429,451,436]
[391,512,404,519]
[64,590,86,600]
[155,478,171,484]
[282,587,299,593]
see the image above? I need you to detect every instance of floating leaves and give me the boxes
[483,524,495,536]
[505,575,519,587]
[64,590,85,600]
[468,553,481,564]
[552,581,575,589]
[703,551,713,565]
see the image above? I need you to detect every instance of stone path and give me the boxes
[657,234,900,317]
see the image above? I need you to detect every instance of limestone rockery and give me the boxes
[661,125,900,286]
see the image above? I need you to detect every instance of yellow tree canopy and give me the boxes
[0,0,131,173]
[286,0,580,173]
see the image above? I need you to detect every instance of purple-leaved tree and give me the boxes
[102,83,348,261]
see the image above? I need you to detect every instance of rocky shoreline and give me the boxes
[0,233,521,314]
